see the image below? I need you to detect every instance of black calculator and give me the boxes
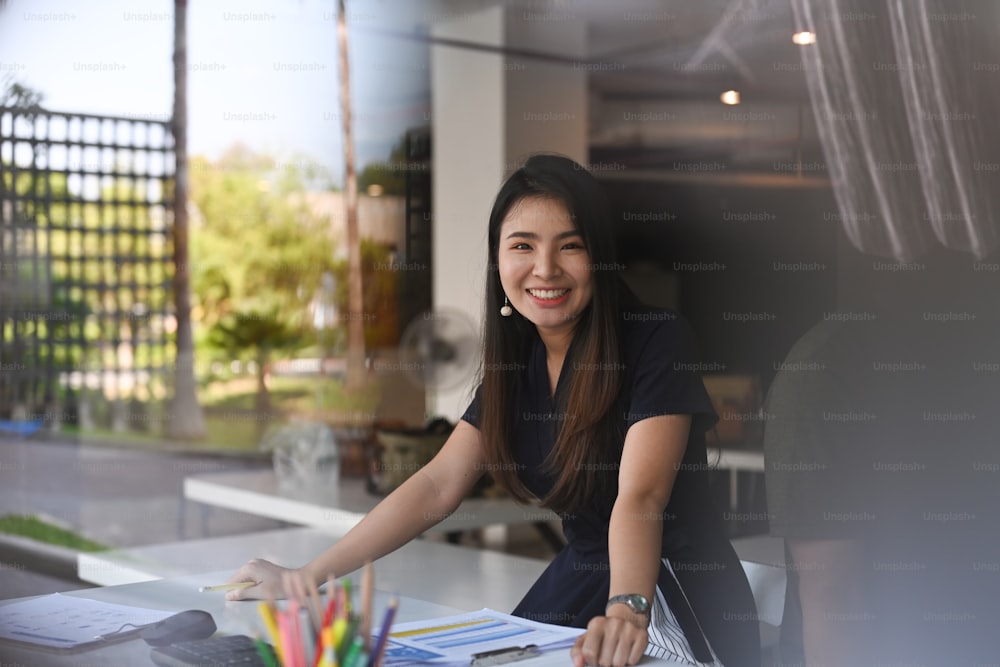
[150,634,277,666]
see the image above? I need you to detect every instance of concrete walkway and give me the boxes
[0,432,284,598]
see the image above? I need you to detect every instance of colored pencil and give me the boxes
[369,597,398,667]
[254,634,279,667]
[342,635,365,667]
[360,562,374,652]
[258,602,284,664]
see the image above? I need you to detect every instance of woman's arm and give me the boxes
[572,414,690,667]
[226,420,486,600]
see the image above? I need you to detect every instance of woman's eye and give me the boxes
[562,242,584,250]
[512,243,531,250]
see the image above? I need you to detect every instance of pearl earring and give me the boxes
[500,296,513,317]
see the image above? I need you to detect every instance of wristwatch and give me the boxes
[606,594,650,616]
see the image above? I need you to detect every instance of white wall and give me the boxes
[431,7,506,418]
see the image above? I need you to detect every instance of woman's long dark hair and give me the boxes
[479,154,625,514]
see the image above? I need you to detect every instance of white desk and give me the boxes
[2,570,689,666]
[0,571,462,666]
[80,530,787,620]
[78,527,548,616]
[184,471,561,537]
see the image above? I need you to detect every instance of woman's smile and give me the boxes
[526,287,572,305]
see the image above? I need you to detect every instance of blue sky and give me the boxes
[0,0,431,185]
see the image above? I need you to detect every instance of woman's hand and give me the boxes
[570,612,648,667]
[223,558,295,601]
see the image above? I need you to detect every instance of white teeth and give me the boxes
[528,289,569,300]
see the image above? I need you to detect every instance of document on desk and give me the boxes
[0,593,174,650]
[379,608,583,666]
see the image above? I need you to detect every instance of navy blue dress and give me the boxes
[462,309,760,667]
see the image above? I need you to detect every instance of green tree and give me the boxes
[189,146,338,411]
[190,147,337,322]
[0,74,44,110]
[207,309,302,415]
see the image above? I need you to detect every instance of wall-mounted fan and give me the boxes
[398,309,479,390]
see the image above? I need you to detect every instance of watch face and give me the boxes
[625,594,650,613]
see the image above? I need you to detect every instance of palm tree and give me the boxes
[208,309,303,418]
[166,0,207,439]
[337,0,366,391]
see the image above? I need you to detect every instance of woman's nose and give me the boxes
[532,250,562,279]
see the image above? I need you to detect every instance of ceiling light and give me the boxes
[720,90,741,105]
[792,31,817,45]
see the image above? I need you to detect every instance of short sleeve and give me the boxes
[459,384,482,429]
[623,315,718,433]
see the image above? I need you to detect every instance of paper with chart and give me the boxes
[378,608,584,666]
[0,593,174,650]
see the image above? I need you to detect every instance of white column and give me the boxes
[430,7,587,420]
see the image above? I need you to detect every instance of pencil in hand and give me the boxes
[199,581,256,593]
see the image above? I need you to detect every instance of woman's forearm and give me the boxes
[607,493,665,609]
[299,468,459,587]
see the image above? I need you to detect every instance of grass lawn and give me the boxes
[64,376,382,453]
[63,418,268,453]
[202,375,382,415]
[0,514,107,552]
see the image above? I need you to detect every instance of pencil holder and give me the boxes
[260,576,396,667]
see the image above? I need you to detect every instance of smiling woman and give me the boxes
[468,154,760,667]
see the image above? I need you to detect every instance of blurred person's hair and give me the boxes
[834,226,1000,324]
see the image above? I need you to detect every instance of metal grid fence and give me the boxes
[0,107,174,427]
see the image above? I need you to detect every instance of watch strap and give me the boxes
[606,594,650,615]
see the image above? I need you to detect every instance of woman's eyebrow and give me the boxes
[504,229,582,240]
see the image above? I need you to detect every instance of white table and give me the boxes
[2,569,690,666]
[184,471,564,548]
[0,571,467,666]
[78,527,549,616]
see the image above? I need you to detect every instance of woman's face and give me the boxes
[497,196,593,338]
